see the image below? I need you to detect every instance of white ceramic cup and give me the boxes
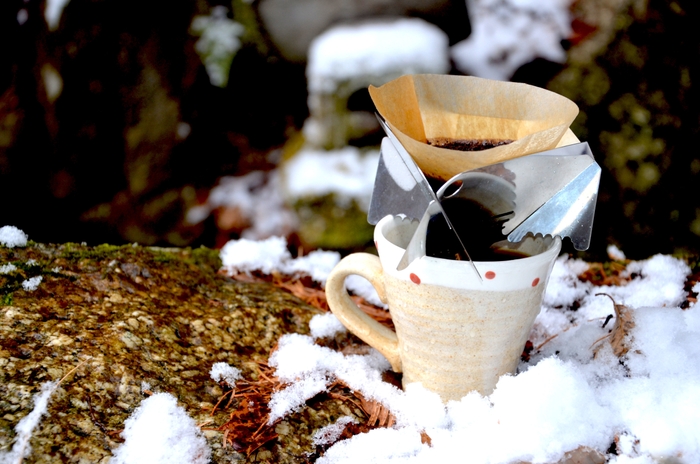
[325,215,562,401]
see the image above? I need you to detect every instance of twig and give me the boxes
[211,389,234,416]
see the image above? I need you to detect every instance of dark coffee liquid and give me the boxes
[426,196,526,262]
[427,138,514,152]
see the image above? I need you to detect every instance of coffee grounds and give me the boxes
[428,138,514,152]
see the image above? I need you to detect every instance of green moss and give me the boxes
[189,246,222,270]
[59,243,130,261]
[294,195,374,251]
[151,246,221,272]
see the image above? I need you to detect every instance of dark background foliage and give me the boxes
[1,0,698,260]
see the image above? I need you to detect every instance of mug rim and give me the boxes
[375,214,562,289]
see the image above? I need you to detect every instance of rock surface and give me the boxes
[0,242,322,462]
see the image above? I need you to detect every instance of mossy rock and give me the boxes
[294,195,374,251]
[0,242,324,462]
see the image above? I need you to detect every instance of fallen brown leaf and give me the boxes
[592,293,635,358]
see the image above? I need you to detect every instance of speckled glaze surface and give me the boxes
[326,215,561,401]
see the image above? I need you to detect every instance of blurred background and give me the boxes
[0,0,698,260]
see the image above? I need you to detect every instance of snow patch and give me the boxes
[0,381,58,463]
[283,147,379,211]
[0,226,28,248]
[209,362,242,386]
[452,0,573,80]
[111,393,211,464]
[312,416,358,447]
[309,312,347,339]
[22,276,42,292]
[307,18,449,94]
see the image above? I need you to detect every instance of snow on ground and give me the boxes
[209,362,242,386]
[0,263,17,274]
[21,275,42,292]
[312,416,359,447]
[309,312,347,339]
[111,393,211,464]
[221,239,699,463]
[452,0,573,80]
[220,234,386,308]
[0,381,58,464]
[0,225,28,248]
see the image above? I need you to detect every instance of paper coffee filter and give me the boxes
[368,74,579,180]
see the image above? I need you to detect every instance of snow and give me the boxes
[607,244,627,260]
[267,333,394,424]
[21,276,42,292]
[452,0,573,80]
[307,18,449,94]
[190,6,244,88]
[221,235,292,275]
[209,362,242,386]
[110,393,211,464]
[0,381,58,464]
[283,147,379,211]
[254,249,699,463]
[312,416,358,447]
[0,263,17,274]
[0,225,28,248]
[186,171,298,240]
[309,312,347,339]
[220,235,386,308]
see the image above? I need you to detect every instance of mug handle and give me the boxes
[325,253,401,372]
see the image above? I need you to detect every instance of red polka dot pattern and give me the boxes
[532,277,540,287]
[485,271,496,279]
[410,273,421,284]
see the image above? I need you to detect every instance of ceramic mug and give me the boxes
[325,214,562,401]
